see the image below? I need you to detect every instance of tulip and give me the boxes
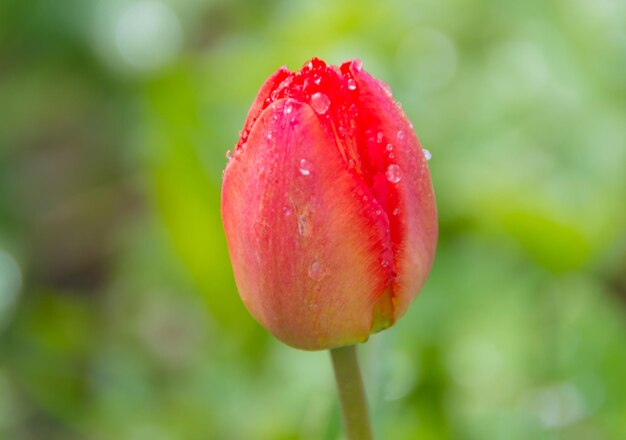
[221,58,437,351]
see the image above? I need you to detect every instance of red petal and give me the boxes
[222,98,394,350]
[236,67,291,151]
[349,60,438,321]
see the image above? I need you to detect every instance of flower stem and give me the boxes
[330,345,373,440]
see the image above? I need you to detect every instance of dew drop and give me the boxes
[396,130,405,141]
[379,256,390,268]
[378,79,393,97]
[299,158,311,175]
[310,92,330,115]
[348,103,359,117]
[347,79,357,90]
[298,214,310,236]
[423,149,432,161]
[385,164,402,183]
[308,261,325,280]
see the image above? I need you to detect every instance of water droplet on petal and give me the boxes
[423,149,432,161]
[347,79,357,90]
[378,79,393,97]
[298,214,310,236]
[396,130,405,140]
[310,92,330,115]
[308,261,325,280]
[379,255,390,268]
[348,103,358,117]
[386,164,402,183]
[299,158,311,175]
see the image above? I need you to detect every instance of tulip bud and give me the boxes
[221,58,437,350]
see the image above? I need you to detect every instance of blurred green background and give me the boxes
[1,0,625,438]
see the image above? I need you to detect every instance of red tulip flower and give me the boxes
[222,58,437,351]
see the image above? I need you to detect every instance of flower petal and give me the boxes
[349,60,438,321]
[236,67,291,151]
[222,98,394,350]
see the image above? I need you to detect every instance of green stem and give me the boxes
[330,345,373,440]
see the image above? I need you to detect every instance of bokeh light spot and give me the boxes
[115,0,182,70]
